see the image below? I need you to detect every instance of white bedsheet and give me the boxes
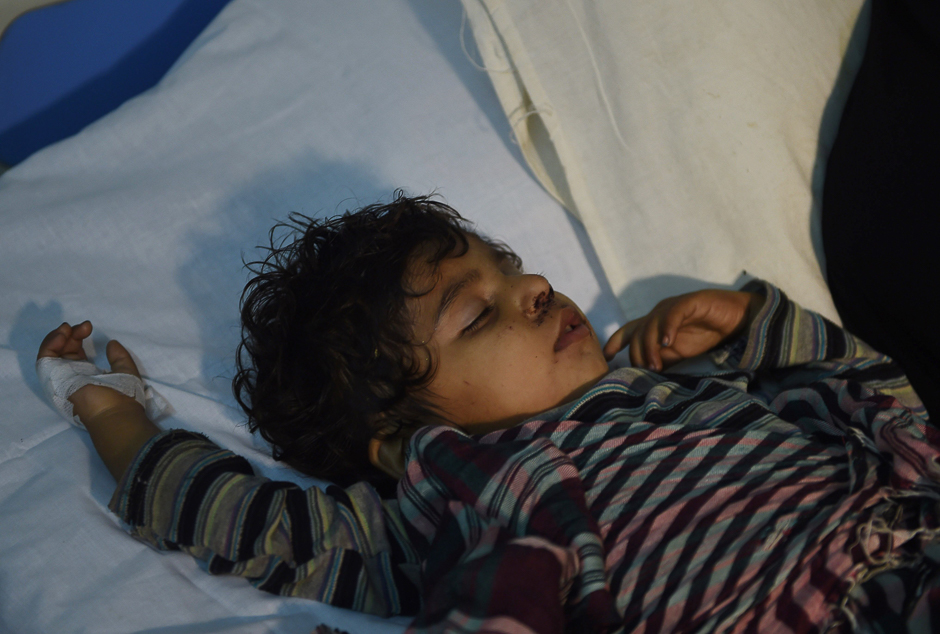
[461,0,869,322]
[0,1,623,632]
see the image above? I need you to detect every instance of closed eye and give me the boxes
[462,304,495,336]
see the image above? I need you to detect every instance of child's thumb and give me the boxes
[105,340,141,378]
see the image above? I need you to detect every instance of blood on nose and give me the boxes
[529,287,556,325]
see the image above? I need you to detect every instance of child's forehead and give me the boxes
[408,234,502,281]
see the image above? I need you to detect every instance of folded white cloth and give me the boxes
[35,356,170,429]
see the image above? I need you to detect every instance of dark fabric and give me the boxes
[823,0,940,420]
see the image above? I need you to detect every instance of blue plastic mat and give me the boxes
[0,0,232,165]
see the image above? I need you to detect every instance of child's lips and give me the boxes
[555,307,590,352]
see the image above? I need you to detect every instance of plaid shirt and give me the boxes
[112,282,940,633]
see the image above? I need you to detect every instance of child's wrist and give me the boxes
[69,384,143,428]
[723,291,763,341]
[82,403,160,481]
[744,292,766,332]
[81,401,146,430]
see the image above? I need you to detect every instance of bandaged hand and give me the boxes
[36,321,168,427]
[36,321,166,480]
[603,290,763,371]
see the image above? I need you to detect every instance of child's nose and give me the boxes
[520,275,555,319]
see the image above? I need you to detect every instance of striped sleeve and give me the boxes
[716,280,928,420]
[109,429,420,617]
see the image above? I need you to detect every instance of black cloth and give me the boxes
[823,0,940,420]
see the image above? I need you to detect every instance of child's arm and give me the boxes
[36,321,421,617]
[602,282,926,419]
[603,288,764,371]
[36,321,160,480]
[726,281,927,418]
[110,430,420,617]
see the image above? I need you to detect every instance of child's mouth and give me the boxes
[555,307,590,351]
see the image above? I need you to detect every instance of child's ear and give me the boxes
[368,436,406,480]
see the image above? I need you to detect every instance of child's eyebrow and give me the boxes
[435,269,482,329]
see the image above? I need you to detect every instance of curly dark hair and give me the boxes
[233,192,521,494]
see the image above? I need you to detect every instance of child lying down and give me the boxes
[36,195,940,633]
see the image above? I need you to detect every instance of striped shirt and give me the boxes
[110,282,940,632]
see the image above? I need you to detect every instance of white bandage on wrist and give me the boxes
[35,356,170,429]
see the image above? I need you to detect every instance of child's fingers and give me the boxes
[37,321,91,360]
[659,347,685,367]
[71,320,92,338]
[37,326,68,359]
[642,315,665,371]
[105,340,141,378]
[60,321,91,360]
[629,319,650,369]
[660,301,690,350]
[603,319,640,360]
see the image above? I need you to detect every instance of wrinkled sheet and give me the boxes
[0,1,623,632]
[461,0,870,321]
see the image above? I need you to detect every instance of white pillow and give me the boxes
[462,0,869,320]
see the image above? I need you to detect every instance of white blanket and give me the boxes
[461,0,869,321]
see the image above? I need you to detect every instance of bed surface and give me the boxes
[0,1,621,632]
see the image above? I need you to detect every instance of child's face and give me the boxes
[408,235,609,434]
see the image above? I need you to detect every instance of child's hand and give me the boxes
[37,321,162,481]
[603,290,763,371]
[36,321,145,425]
